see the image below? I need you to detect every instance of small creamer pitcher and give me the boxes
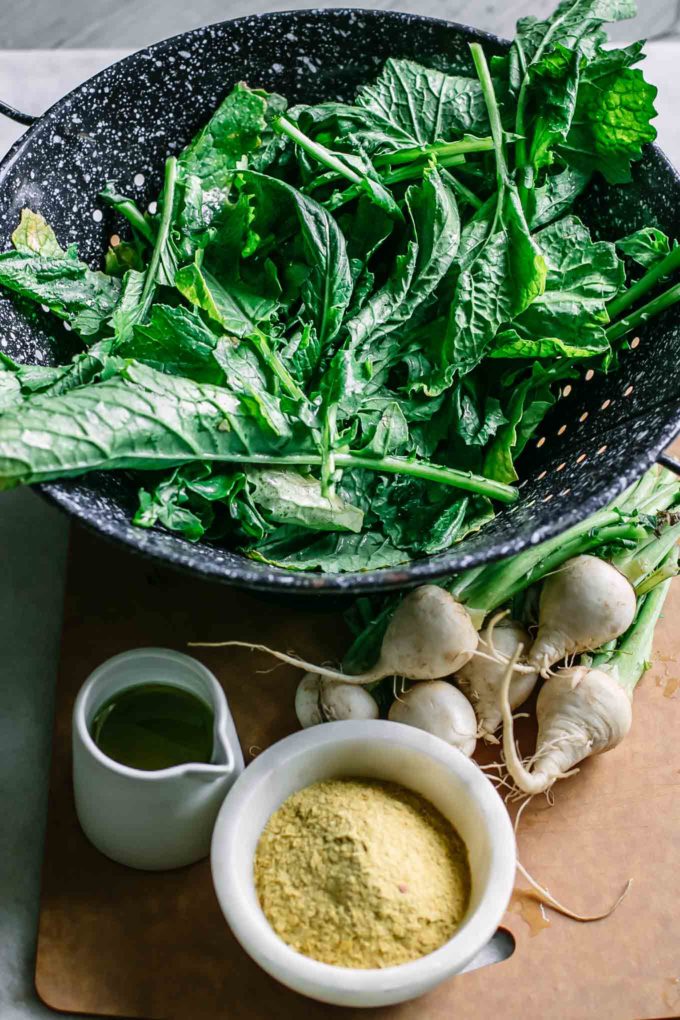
[72,647,244,870]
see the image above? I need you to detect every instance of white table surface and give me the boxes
[0,42,679,1020]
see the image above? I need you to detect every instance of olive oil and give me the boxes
[90,683,214,771]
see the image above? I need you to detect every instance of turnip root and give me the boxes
[501,662,632,795]
[388,681,477,756]
[192,585,479,685]
[528,555,636,676]
[295,672,379,728]
[456,618,539,741]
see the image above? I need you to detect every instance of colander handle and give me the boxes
[0,100,37,127]
[657,453,680,476]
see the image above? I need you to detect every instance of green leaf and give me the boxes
[368,472,495,554]
[345,169,460,367]
[247,527,408,572]
[175,259,278,337]
[0,368,22,412]
[484,360,575,482]
[105,240,145,276]
[513,0,636,70]
[120,304,222,383]
[490,327,609,359]
[247,467,363,532]
[135,470,209,541]
[526,163,590,229]
[513,214,624,342]
[359,402,410,457]
[109,269,147,342]
[212,339,292,438]
[561,43,657,184]
[0,250,121,338]
[524,44,581,171]
[240,172,353,347]
[354,59,489,151]
[453,379,507,445]
[0,361,308,491]
[616,226,671,268]
[11,209,66,258]
[178,82,286,188]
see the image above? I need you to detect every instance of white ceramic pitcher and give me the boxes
[73,647,244,871]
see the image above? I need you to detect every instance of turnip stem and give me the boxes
[460,519,643,619]
[607,280,680,342]
[602,573,673,696]
[607,243,680,319]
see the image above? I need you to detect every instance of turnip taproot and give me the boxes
[192,585,479,685]
[456,617,539,741]
[502,664,632,795]
[528,555,636,676]
[295,672,379,728]
[388,681,477,756]
[501,574,673,795]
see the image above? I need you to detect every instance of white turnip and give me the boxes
[456,617,539,741]
[502,570,674,795]
[501,663,632,795]
[388,680,477,756]
[192,585,479,685]
[528,555,636,676]
[295,671,379,728]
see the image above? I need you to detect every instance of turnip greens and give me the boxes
[0,0,676,573]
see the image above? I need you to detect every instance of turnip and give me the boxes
[295,671,379,728]
[527,555,637,677]
[501,574,673,795]
[388,681,477,756]
[456,617,539,741]
[193,584,479,685]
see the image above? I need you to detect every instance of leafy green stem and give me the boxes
[603,573,674,695]
[470,43,510,186]
[249,329,307,404]
[607,243,680,319]
[325,153,465,210]
[373,136,495,167]
[274,115,366,187]
[137,157,178,321]
[607,280,680,342]
[100,186,155,244]
[332,453,518,502]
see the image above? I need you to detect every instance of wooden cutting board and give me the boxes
[35,522,680,1020]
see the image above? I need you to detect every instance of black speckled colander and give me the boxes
[0,9,679,596]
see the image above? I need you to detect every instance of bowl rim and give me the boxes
[1,7,679,593]
[210,720,516,1004]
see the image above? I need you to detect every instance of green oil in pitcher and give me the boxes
[90,683,215,771]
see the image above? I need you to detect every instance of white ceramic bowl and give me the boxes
[211,720,515,1007]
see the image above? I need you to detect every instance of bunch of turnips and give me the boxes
[199,466,679,795]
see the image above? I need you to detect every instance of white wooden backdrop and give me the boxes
[0,0,678,49]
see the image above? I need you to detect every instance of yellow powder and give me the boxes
[253,778,470,968]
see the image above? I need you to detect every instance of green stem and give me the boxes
[326,153,466,211]
[249,330,307,404]
[607,244,680,319]
[274,115,365,187]
[100,189,155,244]
[635,546,679,596]
[460,510,639,618]
[470,44,509,187]
[138,156,177,321]
[331,454,518,502]
[604,573,674,695]
[442,170,484,211]
[607,280,680,343]
[631,521,680,589]
[373,136,496,167]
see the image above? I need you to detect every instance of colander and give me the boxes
[0,9,679,594]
